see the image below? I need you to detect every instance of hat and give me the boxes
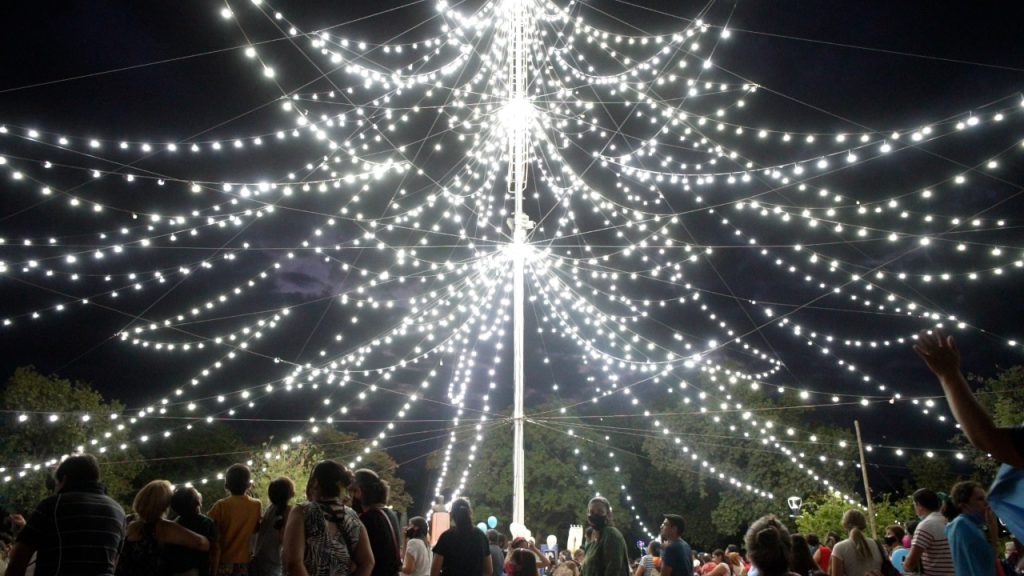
[662,514,685,534]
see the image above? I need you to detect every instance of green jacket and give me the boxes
[582,526,630,576]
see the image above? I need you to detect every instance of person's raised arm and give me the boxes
[531,543,551,568]
[352,524,375,576]
[282,505,308,576]
[914,330,1024,467]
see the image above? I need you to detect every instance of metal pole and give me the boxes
[854,420,877,538]
[507,0,531,528]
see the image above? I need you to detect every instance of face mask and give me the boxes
[588,514,607,530]
[883,536,897,546]
[351,498,363,513]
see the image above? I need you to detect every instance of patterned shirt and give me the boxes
[299,500,363,576]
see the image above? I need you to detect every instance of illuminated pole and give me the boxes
[506,0,532,527]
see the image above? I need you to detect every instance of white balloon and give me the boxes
[546,534,557,549]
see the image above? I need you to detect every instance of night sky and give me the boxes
[1,1,1024,511]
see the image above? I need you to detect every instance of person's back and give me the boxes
[208,464,261,575]
[912,512,954,576]
[162,512,216,576]
[163,486,216,576]
[350,469,402,576]
[487,531,505,576]
[360,507,402,576]
[831,537,882,576]
[297,499,363,575]
[8,455,125,576]
[434,526,489,576]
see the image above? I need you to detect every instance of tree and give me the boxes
[903,453,961,495]
[250,427,412,514]
[457,414,622,544]
[0,366,143,512]
[796,493,914,539]
[955,366,1024,481]
[638,371,859,548]
[132,422,250,509]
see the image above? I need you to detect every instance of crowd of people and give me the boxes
[0,327,1019,576]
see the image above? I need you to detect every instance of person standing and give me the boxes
[209,463,262,576]
[5,454,126,576]
[633,540,661,576]
[251,477,295,576]
[744,516,793,576]
[580,497,628,576]
[117,480,211,575]
[400,517,431,576]
[282,460,373,576]
[829,510,883,576]
[659,515,692,576]
[487,530,506,576]
[942,482,996,576]
[163,485,218,576]
[903,489,954,576]
[350,469,402,576]
[430,499,491,576]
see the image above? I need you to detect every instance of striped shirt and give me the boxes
[17,483,126,576]
[911,512,955,576]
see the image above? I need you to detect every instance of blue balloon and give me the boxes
[890,548,908,574]
[477,522,488,532]
[487,515,498,529]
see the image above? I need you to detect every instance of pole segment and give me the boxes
[854,420,877,538]
[507,0,531,527]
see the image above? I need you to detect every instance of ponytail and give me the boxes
[451,498,473,532]
[943,481,981,521]
[841,510,872,559]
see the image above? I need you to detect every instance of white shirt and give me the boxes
[407,537,432,576]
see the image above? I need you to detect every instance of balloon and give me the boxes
[510,522,529,539]
[487,515,498,529]
[546,535,557,549]
[890,548,908,574]
[477,522,488,532]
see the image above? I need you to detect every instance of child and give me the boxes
[164,486,218,576]
[208,464,262,576]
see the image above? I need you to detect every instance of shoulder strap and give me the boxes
[378,508,402,562]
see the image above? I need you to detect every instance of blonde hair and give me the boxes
[134,480,173,522]
[841,509,872,559]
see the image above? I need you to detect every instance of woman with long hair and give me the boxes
[790,535,825,576]
[829,510,883,576]
[744,515,792,576]
[429,499,492,576]
[941,481,996,576]
[507,549,539,576]
[282,460,374,576]
[400,517,431,576]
